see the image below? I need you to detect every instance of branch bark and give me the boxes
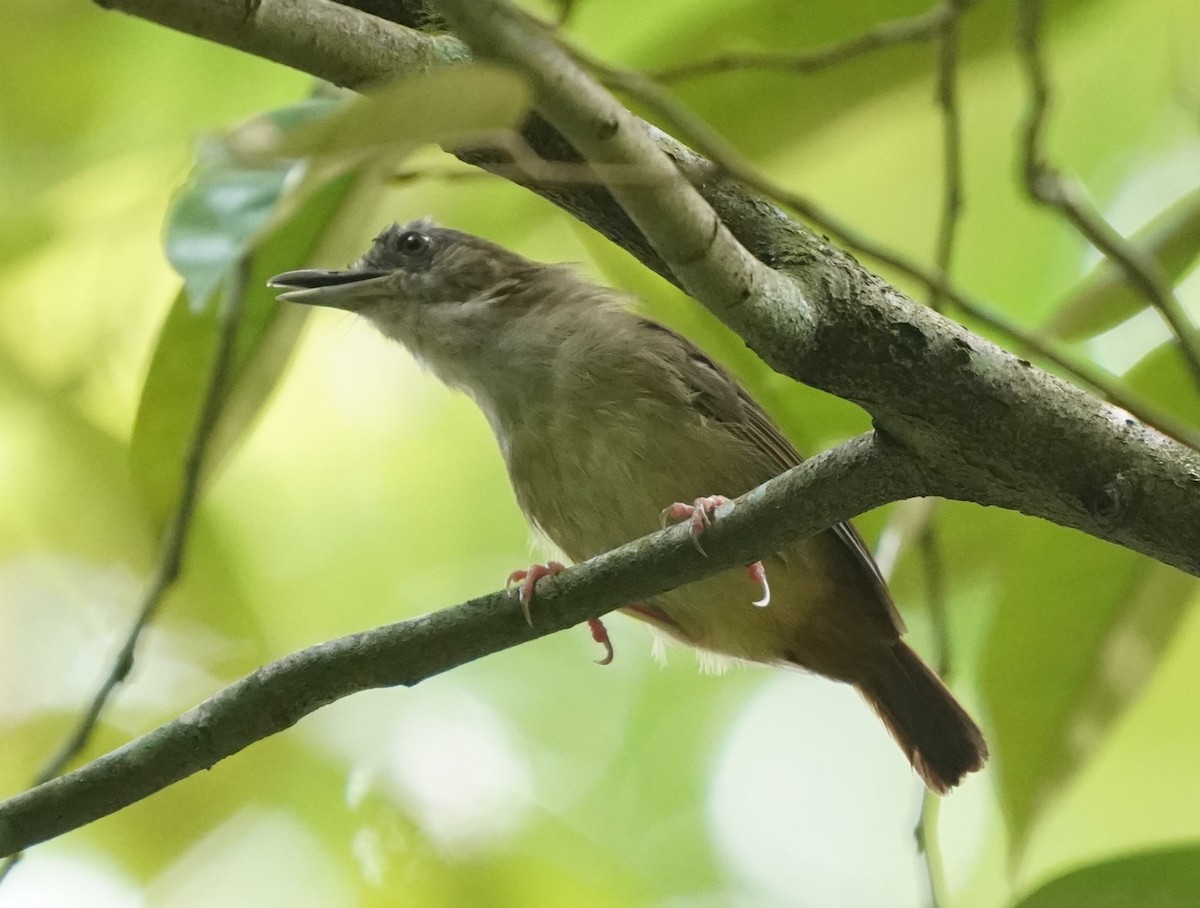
[25,0,1190,846]
[0,434,914,857]
[433,0,1200,573]
[93,0,1200,575]
[30,0,1193,857]
[93,0,468,85]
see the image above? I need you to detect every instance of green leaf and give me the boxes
[164,100,339,309]
[1124,339,1200,431]
[981,521,1196,858]
[1046,185,1200,341]
[131,171,358,525]
[164,163,288,310]
[1014,845,1200,908]
[230,63,531,162]
[138,59,532,530]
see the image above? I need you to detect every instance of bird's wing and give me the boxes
[637,318,902,630]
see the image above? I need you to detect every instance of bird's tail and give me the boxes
[854,642,988,794]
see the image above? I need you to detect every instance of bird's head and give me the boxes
[268,218,613,406]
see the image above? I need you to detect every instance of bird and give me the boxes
[269,218,987,793]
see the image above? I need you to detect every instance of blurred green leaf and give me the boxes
[232,63,530,162]
[1046,185,1200,341]
[132,170,357,525]
[164,157,290,310]
[74,714,365,883]
[1124,339,1200,431]
[1014,845,1200,907]
[138,60,533,528]
[164,99,339,309]
[982,524,1195,857]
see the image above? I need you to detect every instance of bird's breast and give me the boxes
[503,393,694,560]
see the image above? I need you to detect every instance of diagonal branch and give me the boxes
[563,41,1200,449]
[429,0,1200,574]
[90,0,1200,574]
[0,433,917,857]
[13,0,1197,860]
[94,0,469,85]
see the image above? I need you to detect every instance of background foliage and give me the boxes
[2,0,1199,905]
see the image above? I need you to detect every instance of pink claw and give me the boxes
[506,560,566,625]
[506,562,615,663]
[587,617,615,665]
[661,495,771,608]
[661,495,731,555]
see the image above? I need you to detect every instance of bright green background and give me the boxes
[2,0,1199,906]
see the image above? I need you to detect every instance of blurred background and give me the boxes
[1,0,1199,905]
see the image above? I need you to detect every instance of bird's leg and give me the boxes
[661,495,771,608]
[507,561,616,664]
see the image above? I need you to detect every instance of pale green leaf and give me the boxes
[164,99,338,309]
[1124,339,1200,432]
[1047,185,1200,341]
[234,63,530,162]
[132,171,361,525]
[982,523,1195,857]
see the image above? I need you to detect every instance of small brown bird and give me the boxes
[269,219,987,792]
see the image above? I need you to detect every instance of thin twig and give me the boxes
[1016,0,1200,392]
[0,259,250,884]
[550,0,578,26]
[920,526,952,681]
[571,46,1200,451]
[915,8,965,900]
[914,524,951,908]
[389,166,490,185]
[652,0,980,82]
[928,0,964,313]
[916,791,947,908]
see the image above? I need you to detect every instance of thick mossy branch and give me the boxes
[429,0,1200,574]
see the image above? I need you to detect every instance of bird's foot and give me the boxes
[506,562,615,664]
[661,495,731,554]
[587,617,614,665]
[506,561,566,625]
[660,495,771,608]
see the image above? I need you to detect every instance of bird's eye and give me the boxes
[397,231,428,253]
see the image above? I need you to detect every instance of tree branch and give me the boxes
[90,0,1200,571]
[427,0,1200,574]
[15,0,1193,858]
[569,43,1200,450]
[94,0,468,86]
[0,433,916,856]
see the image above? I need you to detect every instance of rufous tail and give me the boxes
[854,642,988,794]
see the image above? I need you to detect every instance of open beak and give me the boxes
[267,269,391,311]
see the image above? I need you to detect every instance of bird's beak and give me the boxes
[267,269,392,311]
